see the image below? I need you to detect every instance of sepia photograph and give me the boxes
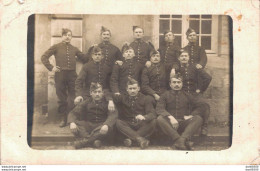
[28,14,232,151]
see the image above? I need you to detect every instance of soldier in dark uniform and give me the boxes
[183,28,207,69]
[86,26,122,68]
[158,30,181,69]
[141,50,175,103]
[156,74,209,150]
[129,26,155,67]
[41,28,89,127]
[175,49,212,135]
[74,46,114,112]
[68,83,118,149]
[114,77,156,149]
[110,43,143,95]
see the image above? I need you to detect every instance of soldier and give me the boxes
[183,28,207,69]
[74,46,114,111]
[114,77,156,149]
[68,83,118,149]
[129,26,155,67]
[175,49,211,135]
[158,30,181,69]
[87,26,122,68]
[141,50,175,103]
[110,43,143,95]
[156,74,209,150]
[41,28,88,127]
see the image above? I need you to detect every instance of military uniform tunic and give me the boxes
[130,40,155,66]
[110,58,143,94]
[75,60,112,99]
[183,42,207,68]
[158,42,180,69]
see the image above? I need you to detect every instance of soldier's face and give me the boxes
[133,28,144,39]
[178,52,190,64]
[92,51,104,62]
[90,87,104,101]
[123,49,135,60]
[62,31,72,43]
[150,54,161,64]
[127,84,140,96]
[170,78,183,90]
[187,32,197,43]
[101,31,111,42]
[164,32,175,43]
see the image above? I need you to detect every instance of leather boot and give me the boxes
[93,140,102,148]
[74,138,90,149]
[59,114,67,127]
[123,138,132,147]
[174,137,188,150]
[136,137,150,149]
[201,125,208,136]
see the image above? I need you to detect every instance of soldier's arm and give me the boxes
[197,69,212,93]
[67,100,87,123]
[75,47,89,64]
[103,107,118,128]
[75,64,88,97]
[143,96,157,121]
[198,46,208,68]
[141,68,156,96]
[41,44,57,71]
[115,48,123,61]
[156,93,172,117]
[110,64,120,94]
[186,93,205,116]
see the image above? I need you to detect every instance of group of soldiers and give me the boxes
[41,26,212,150]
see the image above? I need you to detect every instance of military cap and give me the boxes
[170,73,183,81]
[121,42,134,54]
[133,26,144,32]
[178,48,189,56]
[90,82,103,92]
[186,28,196,36]
[88,45,102,54]
[101,26,111,35]
[127,76,139,86]
[62,28,72,36]
[150,49,160,57]
[163,30,174,37]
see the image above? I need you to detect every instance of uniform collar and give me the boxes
[180,63,189,68]
[134,39,144,43]
[62,41,71,45]
[170,89,181,95]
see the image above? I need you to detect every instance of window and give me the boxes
[159,15,218,53]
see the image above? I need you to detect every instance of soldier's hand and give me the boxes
[70,122,78,134]
[115,60,123,66]
[100,125,109,135]
[153,94,160,101]
[52,66,61,72]
[108,100,115,112]
[74,96,83,105]
[170,69,176,77]
[135,114,146,121]
[91,43,98,47]
[114,92,121,96]
[196,89,201,94]
[184,115,193,120]
[196,64,203,69]
[168,116,179,129]
[145,61,152,68]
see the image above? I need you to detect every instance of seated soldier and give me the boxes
[74,46,114,110]
[68,83,118,149]
[141,50,175,103]
[110,43,143,95]
[175,49,212,135]
[113,77,156,149]
[156,74,209,150]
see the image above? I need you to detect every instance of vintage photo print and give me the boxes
[28,14,232,151]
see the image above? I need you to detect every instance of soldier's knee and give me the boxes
[157,115,166,125]
[115,119,124,127]
[193,115,203,123]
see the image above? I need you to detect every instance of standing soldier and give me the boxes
[175,49,212,136]
[158,30,181,69]
[87,26,122,68]
[184,28,208,69]
[74,46,114,111]
[114,77,156,149]
[68,83,118,149]
[141,50,175,103]
[41,28,89,127]
[110,43,143,96]
[130,26,155,67]
[156,74,209,150]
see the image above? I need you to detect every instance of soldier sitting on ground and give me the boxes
[68,83,118,149]
[113,77,157,149]
[156,74,209,150]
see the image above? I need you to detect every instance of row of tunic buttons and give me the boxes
[130,98,136,124]
[137,43,140,62]
[98,64,101,83]
[66,45,70,68]
[128,61,133,77]
[190,46,194,64]
[184,68,190,93]
[164,46,170,64]
[156,65,161,93]
[175,93,179,117]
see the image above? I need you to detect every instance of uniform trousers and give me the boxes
[116,119,156,141]
[54,70,77,120]
[72,120,113,143]
[157,115,203,142]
